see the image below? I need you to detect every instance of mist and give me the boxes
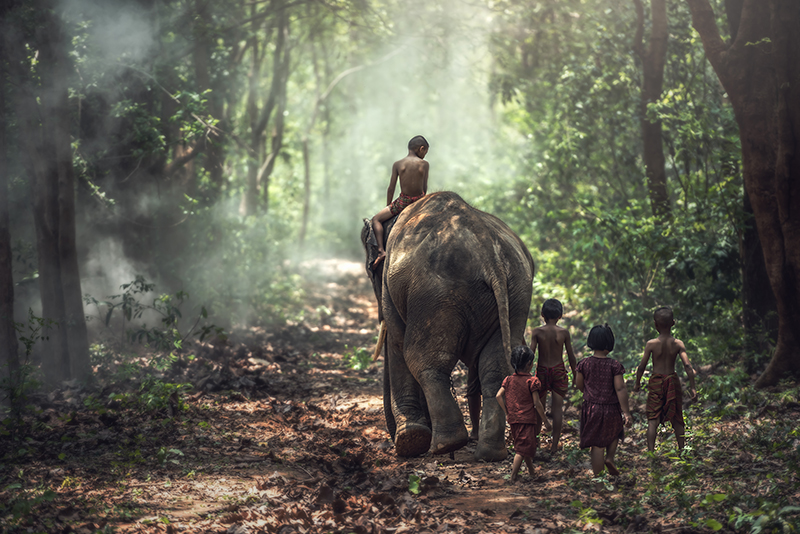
[3,0,531,360]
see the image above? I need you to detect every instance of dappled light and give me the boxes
[1,0,799,532]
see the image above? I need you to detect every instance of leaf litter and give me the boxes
[1,259,798,533]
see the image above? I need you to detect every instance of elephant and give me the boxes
[361,191,534,461]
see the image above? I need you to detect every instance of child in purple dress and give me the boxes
[496,346,552,482]
[575,324,632,476]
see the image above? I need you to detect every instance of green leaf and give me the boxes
[704,518,723,531]
[408,474,421,495]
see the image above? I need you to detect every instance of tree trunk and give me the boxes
[0,44,20,380]
[259,10,291,214]
[192,0,231,201]
[12,4,91,384]
[241,16,263,218]
[686,0,800,386]
[741,189,778,370]
[25,104,72,383]
[633,0,671,217]
[299,139,311,244]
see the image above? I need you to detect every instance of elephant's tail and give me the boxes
[489,271,512,362]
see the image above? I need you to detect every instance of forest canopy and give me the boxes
[1,0,798,388]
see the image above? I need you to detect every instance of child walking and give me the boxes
[530,298,577,454]
[633,306,697,452]
[496,346,552,482]
[575,324,632,476]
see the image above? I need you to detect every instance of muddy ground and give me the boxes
[0,259,797,534]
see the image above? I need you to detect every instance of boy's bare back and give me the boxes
[643,334,687,375]
[390,154,429,200]
[531,324,574,368]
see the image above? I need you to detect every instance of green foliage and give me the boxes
[343,345,371,371]
[408,474,421,495]
[104,379,192,416]
[0,483,57,524]
[85,276,226,368]
[0,311,53,432]
[486,0,743,370]
[156,447,184,467]
[729,504,800,534]
[571,500,602,526]
[109,99,166,159]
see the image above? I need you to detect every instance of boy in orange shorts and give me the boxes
[634,306,698,451]
[530,299,577,454]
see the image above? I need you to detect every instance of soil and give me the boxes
[1,259,798,534]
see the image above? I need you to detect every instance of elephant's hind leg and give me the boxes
[394,423,433,457]
[415,365,469,455]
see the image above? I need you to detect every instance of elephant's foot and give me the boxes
[431,426,469,455]
[394,423,432,457]
[474,440,509,462]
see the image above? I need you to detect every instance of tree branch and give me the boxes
[685,0,730,82]
[163,143,200,177]
[632,0,645,60]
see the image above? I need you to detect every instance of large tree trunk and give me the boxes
[741,189,778,369]
[0,42,20,380]
[686,0,800,386]
[42,8,90,381]
[12,4,91,383]
[633,0,671,217]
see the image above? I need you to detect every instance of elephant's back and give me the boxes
[388,191,533,283]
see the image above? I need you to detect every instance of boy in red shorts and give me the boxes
[371,135,429,268]
[633,306,698,452]
[530,298,577,454]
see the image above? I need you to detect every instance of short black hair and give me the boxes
[510,345,535,373]
[587,324,615,352]
[408,135,429,150]
[654,306,674,327]
[541,298,563,320]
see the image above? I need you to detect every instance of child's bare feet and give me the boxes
[604,459,620,476]
[372,251,386,269]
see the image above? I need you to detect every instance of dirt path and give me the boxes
[1,259,798,533]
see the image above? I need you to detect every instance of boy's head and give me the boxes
[587,323,615,352]
[408,135,429,157]
[541,298,563,320]
[654,306,675,330]
[510,345,535,373]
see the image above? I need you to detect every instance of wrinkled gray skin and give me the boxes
[362,192,534,461]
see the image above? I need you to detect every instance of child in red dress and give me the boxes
[496,346,552,482]
[575,324,632,476]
